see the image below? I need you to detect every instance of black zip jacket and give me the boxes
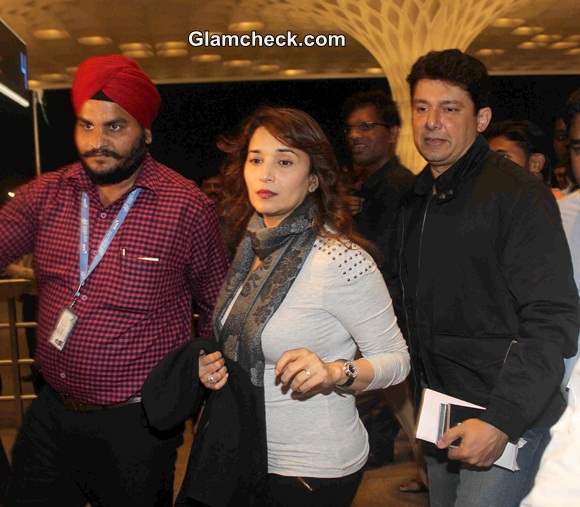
[398,135,578,441]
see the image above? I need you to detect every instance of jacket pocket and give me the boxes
[425,334,514,401]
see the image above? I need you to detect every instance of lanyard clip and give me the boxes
[70,281,84,308]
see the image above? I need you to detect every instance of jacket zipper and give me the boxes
[399,194,432,391]
[416,194,433,298]
[399,208,413,352]
[503,339,518,363]
[405,194,433,391]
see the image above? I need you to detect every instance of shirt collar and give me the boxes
[64,152,161,195]
[361,155,401,192]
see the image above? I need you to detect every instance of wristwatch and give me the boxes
[337,359,358,388]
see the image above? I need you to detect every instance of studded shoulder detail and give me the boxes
[313,236,376,284]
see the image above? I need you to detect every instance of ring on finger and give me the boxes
[304,368,311,377]
[207,373,216,384]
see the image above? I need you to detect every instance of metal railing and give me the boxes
[0,279,37,426]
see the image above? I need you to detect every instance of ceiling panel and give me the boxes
[0,0,578,90]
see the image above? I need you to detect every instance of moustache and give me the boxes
[82,149,122,160]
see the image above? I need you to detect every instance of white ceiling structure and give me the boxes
[1,0,579,169]
[0,0,578,88]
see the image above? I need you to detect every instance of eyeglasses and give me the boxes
[343,121,389,135]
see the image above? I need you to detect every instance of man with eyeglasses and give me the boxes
[343,90,415,224]
[342,91,415,290]
[341,91,418,482]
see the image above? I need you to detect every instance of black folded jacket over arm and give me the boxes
[142,340,267,507]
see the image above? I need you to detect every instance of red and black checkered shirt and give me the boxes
[0,154,228,404]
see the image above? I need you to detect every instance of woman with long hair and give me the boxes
[187,106,409,506]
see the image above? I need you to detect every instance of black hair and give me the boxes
[564,88,580,133]
[485,119,554,185]
[342,90,401,127]
[407,49,491,112]
[485,120,549,159]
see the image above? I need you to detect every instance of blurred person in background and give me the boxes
[342,90,424,492]
[486,119,552,183]
[521,88,580,507]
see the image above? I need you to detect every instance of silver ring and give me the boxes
[207,373,216,384]
[304,369,311,377]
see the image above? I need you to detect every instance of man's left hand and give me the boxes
[437,418,509,467]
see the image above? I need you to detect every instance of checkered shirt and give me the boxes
[0,153,228,404]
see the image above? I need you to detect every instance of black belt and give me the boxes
[58,394,142,412]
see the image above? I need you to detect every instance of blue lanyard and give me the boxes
[77,188,142,295]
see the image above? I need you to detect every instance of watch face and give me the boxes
[345,361,358,378]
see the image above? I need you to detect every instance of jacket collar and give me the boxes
[414,135,490,203]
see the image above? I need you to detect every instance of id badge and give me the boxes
[49,307,78,351]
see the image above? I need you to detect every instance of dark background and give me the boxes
[1,74,580,197]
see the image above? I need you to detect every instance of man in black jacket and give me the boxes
[399,49,578,507]
[342,91,417,472]
[343,90,415,267]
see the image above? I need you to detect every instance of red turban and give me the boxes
[71,55,160,128]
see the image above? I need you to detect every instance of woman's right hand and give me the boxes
[198,350,229,390]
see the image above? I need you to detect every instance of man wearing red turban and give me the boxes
[1,55,229,506]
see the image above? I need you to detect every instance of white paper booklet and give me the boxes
[416,388,526,471]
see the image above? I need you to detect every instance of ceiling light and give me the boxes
[7,192,15,198]
[229,21,264,31]
[228,3,264,32]
[512,26,544,36]
[155,41,188,51]
[28,80,41,89]
[191,54,222,63]
[281,68,306,77]
[566,48,580,55]
[566,35,580,42]
[33,29,70,40]
[157,48,188,57]
[365,67,383,75]
[491,18,525,28]
[39,73,67,81]
[122,49,154,59]
[78,36,113,46]
[65,66,78,74]
[223,59,252,68]
[475,49,505,57]
[518,42,540,49]
[256,64,280,72]
[532,34,562,43]
[119,42,152,52]
[550,41,579,50]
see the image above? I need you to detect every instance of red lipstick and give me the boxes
[256,189,277,199]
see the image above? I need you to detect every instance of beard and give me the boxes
[80,132,148,186]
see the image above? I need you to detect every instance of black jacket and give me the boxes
[354,156,415,328]
[142,340,266,507]
[355,156,415,271]
[398,136,578,441]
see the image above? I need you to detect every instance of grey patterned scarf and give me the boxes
[212,197,317,387]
